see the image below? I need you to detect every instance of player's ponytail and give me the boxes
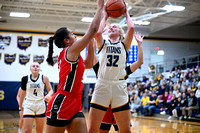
[46,36,54,66]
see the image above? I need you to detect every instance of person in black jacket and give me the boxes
[173,96,182,119]
[160,94,177,120]
[179,92,188,120]
[186,91,198,119]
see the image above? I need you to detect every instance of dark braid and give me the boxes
[46,36,54,66]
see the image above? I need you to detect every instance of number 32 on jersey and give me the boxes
[106,55,119,67]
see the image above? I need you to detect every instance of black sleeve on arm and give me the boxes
[126,66,132,75]
[93,62,99,78]
[21,76,28,91]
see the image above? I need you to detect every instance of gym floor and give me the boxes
[0,110,200,133]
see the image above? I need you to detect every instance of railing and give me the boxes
[153,54,200,73]
[127,54,200,83]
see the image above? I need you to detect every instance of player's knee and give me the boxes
[88,126,99,133]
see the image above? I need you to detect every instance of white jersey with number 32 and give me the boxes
[98,39,127,80]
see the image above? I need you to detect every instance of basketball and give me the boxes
[105,0,126,18]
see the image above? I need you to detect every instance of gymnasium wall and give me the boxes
[0,32,87,109]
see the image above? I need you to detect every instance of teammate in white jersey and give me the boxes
[19,62,53,133]
[88,2,135,133]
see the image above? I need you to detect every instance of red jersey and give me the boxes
[46,47,85,120]
[102,106,116,124]
[57,47,85,98]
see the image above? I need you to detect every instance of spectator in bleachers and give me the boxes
[141,93,149,115]
[158,91,169,111]
[180,71,185,79]
[173,86,178,95]
[192,66,197,74]
[146,80,152,90]
[172,60,180,71]
[175,89,181,98]
[195,65,199,72]
[191,83,197,92]
[186,88,192,97]
[167,90,173,103]
[134,87,139,96]
[181,77,190,89]
[144,89,150,97]
[181,58,187,70]
[130,94,141,115]
[139,91,144,99]
[181,85,187,95]
[142,76,148,83]
[185,68,191,79]
[171,73,177,84]
[180,92,188,120]
[174,96,182,119]
[166,70,173,80]
[188,73,193,83]
[160,94,177,120]
[195,85,200,112]
[163,80,169,91]
[159,85,167,96]
[176,69,182,79]
[151,79,157,89]
[197,71,200,81]
[174,78,181,91]
[168,81,174,91]
[192,78,199,87]
[157,73,162,85]
[160,75,166,86]
[128,86,134,97]
[128,82,134,88]
[186,91,198,119]
[144,92,157,116]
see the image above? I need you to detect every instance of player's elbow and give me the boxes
[95,32,102,38]
[139,60,143,66]
[85,61,93,69]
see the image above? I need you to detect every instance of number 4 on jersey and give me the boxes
[33,89,37,96]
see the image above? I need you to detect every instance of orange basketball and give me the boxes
[106,0,126,18]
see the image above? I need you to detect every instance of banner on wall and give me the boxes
[0,81,20,109]
[19,54,30,65]
[17,36,32,50]
[33,55,44,64]
[38,38,48,47]
[4,53,16,65]
[0,35,11,50]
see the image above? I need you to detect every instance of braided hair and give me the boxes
[46,27,70,66]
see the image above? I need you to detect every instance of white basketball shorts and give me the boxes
[91,78,129,109]
[23,99,46,117]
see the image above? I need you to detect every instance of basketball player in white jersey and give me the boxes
[19,62,53,133]
[88,4,135,133]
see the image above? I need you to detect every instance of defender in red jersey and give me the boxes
[45,0,104,132]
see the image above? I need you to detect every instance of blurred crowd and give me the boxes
[128,65,200,120]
